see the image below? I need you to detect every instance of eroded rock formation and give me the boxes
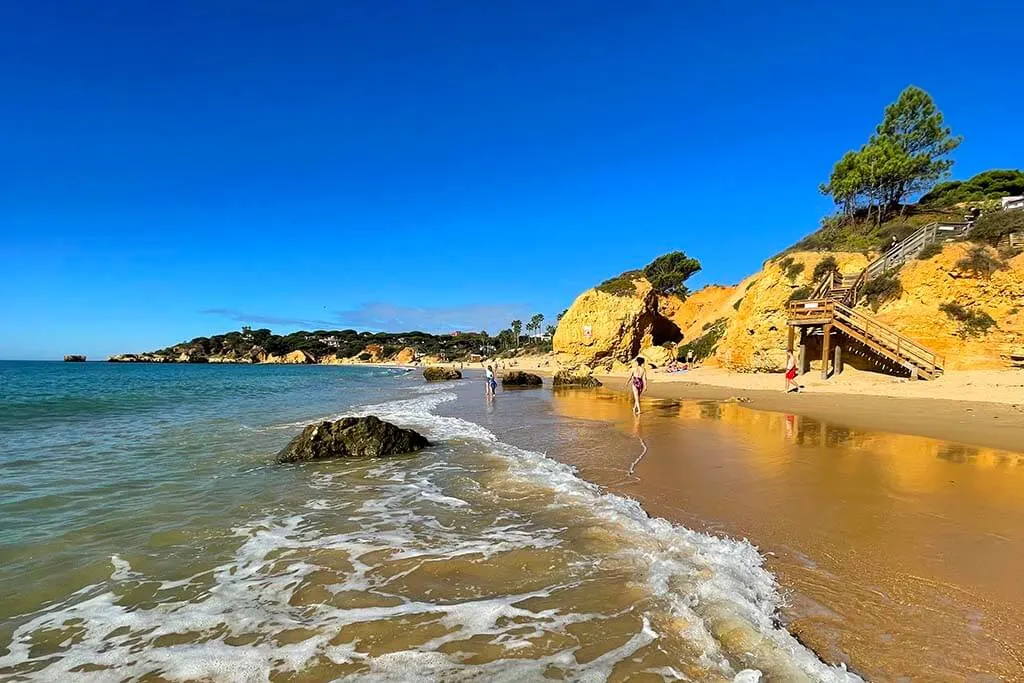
[552,370,603,388]
[277,416,429,463]
[394,347,416,364]
[552,277,681,369]
[501,371,543,387]
[423,367,462,381]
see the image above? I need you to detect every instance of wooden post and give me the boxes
[834,342,843,376]
[798,328,808,374]
[821,323,832,379]
[787,325,795,352]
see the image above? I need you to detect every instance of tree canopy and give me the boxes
[643,251,702,298]
[920,169,1024,206]
[820,86,961,221]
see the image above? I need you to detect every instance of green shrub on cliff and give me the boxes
[955,246,1003,278]
[969,210,1024,247]
[811,256,839,282]
[596,270,643,296]
[676,318,727,361]
[595,252,702,300]
[939,302,997,338]
[916,242,944,260]
[861,273,902,310]
[787,286,812,303]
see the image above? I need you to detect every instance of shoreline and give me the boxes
[425,355,1024,452]
[602,374,1024,454]
[62,356,1024,451]
[536,381,1024,680]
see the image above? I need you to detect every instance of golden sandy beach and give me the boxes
[540,384,1024,680]
[392,356,1024,678]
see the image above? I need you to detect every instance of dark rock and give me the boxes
[277,416,429,463]
[552,370,603,388]
[501,371,543,387]
[423,367,462,381]
[63,355,86,362]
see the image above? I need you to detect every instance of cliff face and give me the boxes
[552,244,1022,374]
[661,281,745,353]
[872,243,1024,370]
[262,350,315,364]
[552,277,681,369]
[715,252,869,372]
[364,344,386,362]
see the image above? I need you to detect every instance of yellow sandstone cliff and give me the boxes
[715,252,868,372]
[660,282,744,345]
[553,277,677,370]
[393,347,416,364]
[871,243,1024,370]
[552,244,1021,374]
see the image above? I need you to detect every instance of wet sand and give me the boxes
[597,374,1024,454]
[544,387,1024,681]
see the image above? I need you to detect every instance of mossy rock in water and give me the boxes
[552,370,602,388]
[277,416,429,463]
[423,367,462,381]
[501,371,543,387]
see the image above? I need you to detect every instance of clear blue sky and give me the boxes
[2,0,1022,359]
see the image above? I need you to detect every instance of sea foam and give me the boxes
[0,383,861,682]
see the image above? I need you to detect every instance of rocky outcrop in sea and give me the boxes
[423,367,462,381]
[276,416,430,463]
[501,371,543,387]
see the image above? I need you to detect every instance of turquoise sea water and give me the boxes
[0,361,859,681]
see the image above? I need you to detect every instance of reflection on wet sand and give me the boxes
[550,390,1024,681]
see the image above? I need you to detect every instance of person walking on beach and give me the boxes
[627,357,647,415]
[784,349,799,393]
[485,365,498,398]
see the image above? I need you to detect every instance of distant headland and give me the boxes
[107,328,511,366]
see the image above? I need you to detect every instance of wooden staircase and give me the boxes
[788,298,945,379]
[864,220,969,280]
[788,246,947,380]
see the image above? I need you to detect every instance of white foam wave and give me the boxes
[0,384,861,682]
[346,385,861,681]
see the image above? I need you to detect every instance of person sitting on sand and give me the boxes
[785,349,799,393]
[626,357,647,415]
[485,365,498,398]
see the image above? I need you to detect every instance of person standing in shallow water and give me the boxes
[485,365,498,398]
[627,357,647,415]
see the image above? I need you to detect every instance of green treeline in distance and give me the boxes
[159,328,496,362]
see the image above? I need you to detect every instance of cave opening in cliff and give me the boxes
[651,315,683,346]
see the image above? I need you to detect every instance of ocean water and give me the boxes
[0,361,860,681]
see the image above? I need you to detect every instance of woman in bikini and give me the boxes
[627,357,647,415]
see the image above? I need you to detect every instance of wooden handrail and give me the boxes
[832,302,944,369]
[810,269,834,299]
[864,221,969,281]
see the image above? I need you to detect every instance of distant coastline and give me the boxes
[105,327,518,367]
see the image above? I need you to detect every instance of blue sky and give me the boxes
[2,1,1022,359]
